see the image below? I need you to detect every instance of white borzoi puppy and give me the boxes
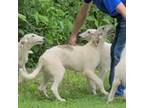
[20,25,114,101]
[107,47,126,103]
[18,33,44,83]
[79,25,115,81]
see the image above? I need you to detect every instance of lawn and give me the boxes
[18,70,126,108]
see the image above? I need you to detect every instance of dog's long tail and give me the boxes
[20,59,43,80]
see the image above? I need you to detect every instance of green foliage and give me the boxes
[18,0,116,67]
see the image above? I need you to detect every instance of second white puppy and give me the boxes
[79,25,115,81]
[18,33,44,83]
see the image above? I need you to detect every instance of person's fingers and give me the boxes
[72,42,76,46]
[69,37,77,46]
[69,40,76,45]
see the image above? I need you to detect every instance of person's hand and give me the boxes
[116,2,126,19]
[69,35,77,46]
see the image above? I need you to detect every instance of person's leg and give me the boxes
[109,17,126,95]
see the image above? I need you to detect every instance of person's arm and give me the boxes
[69,2,92,45]
[103,0,126,20]
[116,2,126,19]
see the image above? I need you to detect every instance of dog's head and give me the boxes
[79,25,115,41]
[97,24,115,37]
[19,33,45,48]
[79,29,97,41]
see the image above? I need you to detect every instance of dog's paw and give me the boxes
[107,96,114,103]
[92,91,97,95]
[104,91,109,96]
[106,99,113,103]
[59,98,66,102]
[44,92,49,98]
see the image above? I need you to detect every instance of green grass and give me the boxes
[18,70,126,108]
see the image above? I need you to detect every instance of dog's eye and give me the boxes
[98,33,103,36]
[88,31,91,34]
[32,35,35,37]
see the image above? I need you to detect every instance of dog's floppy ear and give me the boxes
[91,36,100,46]
[91,31,103,46]
[20,38,28,46]
[90,30,97,36]
[99,25,116,37]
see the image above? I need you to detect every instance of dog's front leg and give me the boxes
[83,69,109,96]
[18,68,26,83]
[87,78,97,95]
[23,65,28,73]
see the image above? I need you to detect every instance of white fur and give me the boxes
[20,25,114,101]
[107,48,126,103]
[20,38,108,101]
[18,33,44,83]
[79,28,112,80]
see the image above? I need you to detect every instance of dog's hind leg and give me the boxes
[38,72,49,98]
[50,66,66,101]
[88,78,97,95]
[107,79,120,103]
[38,81,49,98]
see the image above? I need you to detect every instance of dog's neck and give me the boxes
[18,42,32,51]
[18,43,32,60]
[86,39,104,50]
